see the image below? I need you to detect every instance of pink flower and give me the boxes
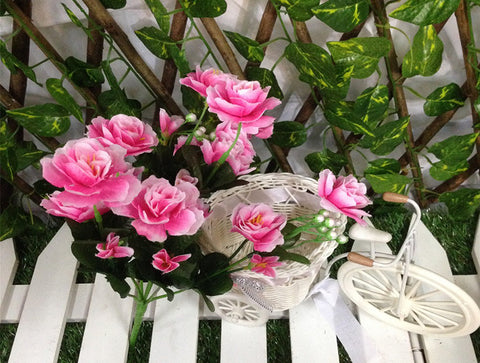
[318,169,372,225]
[87,114,158,156]
[250,254,283,278]
[95,232,134,259]
[41,191,110,223]
[230,203,286,252]
[175,169,198,186]
[111,175,207,242]
[205,78,281,139]
[152,249,191,273]
[180,66,235,97]
[159,109,184,139]
[40,138,141,209]
[200,122,256,175]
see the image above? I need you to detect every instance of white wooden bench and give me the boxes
[1,217,479,363]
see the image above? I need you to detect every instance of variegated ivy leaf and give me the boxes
[389,0,460,26]
[6,104,71,137]
[364,158,401,175]
[0,120,16,151]
[327,37,391,79]
[271,121,307,148]
[14,141,48,172]
[423,83,465,116]
[246,67,283,100]
[0,148,16,181]
[475,96,480,117]
[430,160,469,181]
[46,78,84,123]
[135,26,177,60]
[65,56,105,88]
[359,116,410,155]
[402,25,443,78]
[365,173,411,194]
[144,0,170,33]
[439,188,480,220]
[180,0,227,18]
[272,0,318,21]
[0,41,39,85]
[304,149,348,175]
[324,100,375,136]
[224,31,264,63]
[312,0,370,33]
[100,0,126,9]
[428,132,479,164]
[354,85,389,128]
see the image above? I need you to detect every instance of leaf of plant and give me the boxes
[364,158,401,175]
[99,0,126,9]
[135,26,177,60]
[271,121,307,148]
[195,252,233,296]
[402,25,444,78]
[245,67,283,100]
[144,0,170,33]
[14,141,48,171]
[0,148,16,181]
[105,274,130,298]
[65,56,105,88]
[304,149,348,175]
[312,0,370,32]
[286,3,315,21]
[0,119,16,150]
[0,41,39,85]
[365,173,411,194]
[359,116,410,155]
[439,188,480,220]
[324,100,375,136]
[180,0,227,18]
[389,0,460,26]
[269,246,310,265]
[0,205,28,241]
[428,132,479,164]
[98,90,142,118]
[423,83,465,116]
[224,31,264,63]
[6,104,71,137]
[327,37,391,79]
[62,4,91,38]
[168,46,191,77]
[354,85,389,128]
[430,160,469,181]
[46,78,84,123]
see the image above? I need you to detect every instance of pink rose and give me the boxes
[111,175,207,242]
[200,122,256,175]
[205,78,281,138]
[96,232,134,259]
[318,169,371,225]
[180,66,235,97]
[152,249,191,273]
[40,138,141,208]
[87,114,158,156]
[230,203,286,252]
[250,254,283,278]
[40,191,109,223]
[159,109,184,139]
[175,169,198,186]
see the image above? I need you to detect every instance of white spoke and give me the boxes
[408,309,426,328]
[358,270,392,292]
[356,287,394,299]
[414,306,462,325]
[411,289,444,301]
[353,277,393,295]
[405,280,422,299]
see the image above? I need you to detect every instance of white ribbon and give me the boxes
[309,278,382,363]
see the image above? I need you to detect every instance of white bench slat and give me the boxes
[9,223,77,363]
[149,290,200,363]
[290,298,339,363]
[220,320,267,363]
[0,284,27,323]
[473,213,480,273]
[78,275,135,363]
[0,238,17,310]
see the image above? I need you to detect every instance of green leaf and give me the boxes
[402,25,444,78]
[46,78,84,123]
[269,246,310,265]
[324,100,375,136]
[245,67,283,100]
[105,274,130,298]
[98,90,142,118]
[364,158,401,175]
[439,188,480,220]
[423,83,465,116]
[0,119,16,151]
[0,148,16,181]
[13,141,48,171]
[354,85,389,127]
[327,37,391,79]
[365,173,411,194]
[99,0,126,9]
[312,0,370,32]
[0,205,28,241]
[195,252,233,296]
[6,104,71,137]
[180,0,227,18]
[304,149,348,175]
[224,31,264,63]
[144,0,170,33]
[0,41,39,85]
[430,160,469,181]
[168,46,191,77]
[428,132,479,164]
[271,121,307,148]
[389,0,460,26]
[65,56,104,88]
[271,0,319,21]
[135,26,177,60]
[359,116,410,155]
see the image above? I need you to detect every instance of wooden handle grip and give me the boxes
[383,192,409,204]
[347,252,374,267]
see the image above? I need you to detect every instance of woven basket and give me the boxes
[200,173,347,312]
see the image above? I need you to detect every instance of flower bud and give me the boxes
[185,113,197,123]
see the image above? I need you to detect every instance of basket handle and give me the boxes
[383,192,409,204]
[347,252,374,267]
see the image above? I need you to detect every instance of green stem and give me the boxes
[129,298,148,349]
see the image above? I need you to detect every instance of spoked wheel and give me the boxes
[211,293,270,326]
[337,260,480,337]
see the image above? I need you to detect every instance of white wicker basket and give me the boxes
[200,173,347,313]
